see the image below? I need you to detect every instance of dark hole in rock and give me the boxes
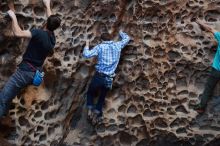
[175,105,188,114]
[153,117,168,128]
[168,50,181,62]
[39,134,47,141]
[118,105,126,113]
[45,110,57,120]
[119,131,135,145]
[37,126,44,132]
[170,118,188,128]
[48,127,55,136]
[41,100,50,110]
[127,104,137,113]
[34,111,42,118]
[136,139,149,146]
[176,127,187,134]
[107,124,117,132]
[18,116,30,127]
[96,124,105,133]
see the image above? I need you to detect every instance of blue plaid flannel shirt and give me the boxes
[83,31,130,75]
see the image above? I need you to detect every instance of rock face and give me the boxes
[1,0,220,146]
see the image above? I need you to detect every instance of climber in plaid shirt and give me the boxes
[83,31,130,124]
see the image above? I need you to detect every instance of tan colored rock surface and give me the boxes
[1,0,220,145]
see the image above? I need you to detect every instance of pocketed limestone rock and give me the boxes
[1,0,220,146]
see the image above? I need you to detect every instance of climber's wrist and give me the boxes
[43,0,51,8]
[7,10,16,20]
[86,40,90,47]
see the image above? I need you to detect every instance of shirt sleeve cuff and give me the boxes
[119,31,125,36]
[84,46,89,50]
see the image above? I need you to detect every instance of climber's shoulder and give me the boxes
[14,29,32,38]
[30,28,44,38]
[213,31,220,42]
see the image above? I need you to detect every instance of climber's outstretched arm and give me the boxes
[196,19,220,43]
[196,19,216,34]
[7,0,15,12]
[83,40,99,58]
[43,0,52,17]
[7,10,32,38]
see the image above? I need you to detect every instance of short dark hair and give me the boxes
[46,15,61,31]
[100,33,112,41]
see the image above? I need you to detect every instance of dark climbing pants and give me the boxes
[86,72,113,116]
[0,68,35,117]
[200,67,220,107]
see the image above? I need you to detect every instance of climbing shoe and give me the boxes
[91,110,103,125]
[87,108,94,121]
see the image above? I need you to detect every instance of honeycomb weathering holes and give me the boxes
[0,0,220,146]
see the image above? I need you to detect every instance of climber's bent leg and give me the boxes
[0,69,34,118]
[94,86,109,117]
[200,67,220,107]
[95,76,113,117]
